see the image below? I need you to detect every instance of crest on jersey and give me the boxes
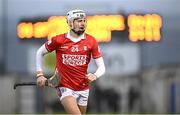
[83,45,88,51]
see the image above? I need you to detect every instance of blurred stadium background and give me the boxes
[0,0,180,114]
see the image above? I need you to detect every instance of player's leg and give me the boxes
[78,105,87,114]
[77,89,89,114]
[61,96,81,114]
[57,87,81,114]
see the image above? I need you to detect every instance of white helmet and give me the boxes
[66,9,86,23]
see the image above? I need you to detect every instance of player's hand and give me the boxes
[48,74,59,88]
[37,76,47,87]
[86,73,97,83]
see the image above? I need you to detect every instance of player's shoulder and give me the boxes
[51,33,66,43]
[85,33,97,41]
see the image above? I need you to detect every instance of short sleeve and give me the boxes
[45,36,59,52]
[92,39,102,59]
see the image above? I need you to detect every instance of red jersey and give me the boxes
[45,33,101,91]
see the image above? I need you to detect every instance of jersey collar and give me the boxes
[66,31,85,43]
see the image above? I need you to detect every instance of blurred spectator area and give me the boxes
[0,64,180,114]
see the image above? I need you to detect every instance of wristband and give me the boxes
[36,73,44,78]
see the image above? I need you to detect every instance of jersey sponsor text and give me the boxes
[62,54,87,66]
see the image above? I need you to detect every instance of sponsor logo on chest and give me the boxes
[62,54,87,66]
[61,46,68,49]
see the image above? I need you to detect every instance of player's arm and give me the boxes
[86,38,106,82]
[94,57,106,78]
[87,57,106,82]
[36,37,59,87]
[36,44,49,87]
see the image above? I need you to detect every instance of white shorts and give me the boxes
[56,87,89,106]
